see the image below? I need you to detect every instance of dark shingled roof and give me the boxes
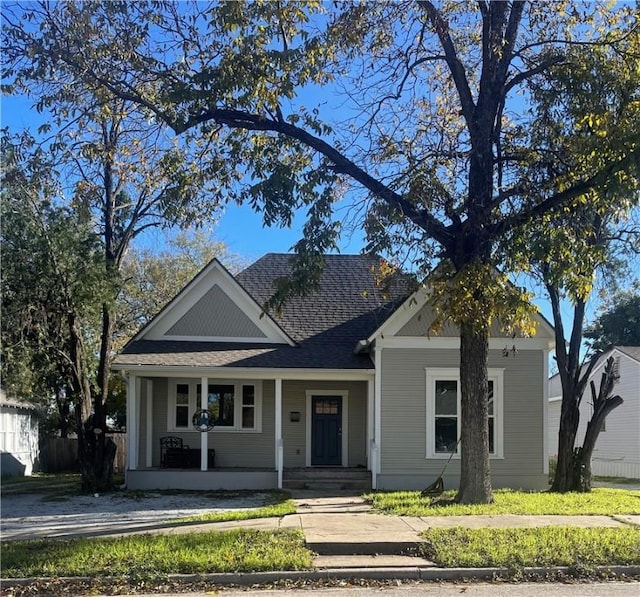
[115,254,412,370]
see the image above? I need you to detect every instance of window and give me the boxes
[426,368,503,459]
[168,379,261,432]
[198,384,235,427]
[434,380,458,454]
[175,383,190,429]
[241,385,255,428]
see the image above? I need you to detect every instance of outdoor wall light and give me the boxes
[290,411,301,422]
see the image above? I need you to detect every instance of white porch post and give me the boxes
[373,346,383,489]
[275,378,283,489]
[145,380,153,468]
[366,378,374,467]
[127,374,138,472]
[201,376,208,471]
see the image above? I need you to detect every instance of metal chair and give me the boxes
[159,436,189,468]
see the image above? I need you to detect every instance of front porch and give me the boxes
[124,371,377,491]
[126,466,373,492]
[126,467,277,491]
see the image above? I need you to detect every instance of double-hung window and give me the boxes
[426,368,503,458]
[168,380,262,432]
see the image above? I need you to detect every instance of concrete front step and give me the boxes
[284,479,371,491]
[307,540,422,556]
[313,554,434,568]
[283,467,372,491]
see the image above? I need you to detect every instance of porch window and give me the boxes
[198,384,235,427]
[242,385,255,428]
[426,368,503,459]
[174,383,190,429]
[168,379,262,432]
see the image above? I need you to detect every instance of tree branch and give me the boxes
[181,108,455,249]
[417,1,476,131]
[491,146,640,237]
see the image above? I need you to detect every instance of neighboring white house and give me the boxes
[548,346,640,479]
[113,253,555,492]
[0,389,40,476]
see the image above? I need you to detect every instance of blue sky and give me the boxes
[0,90,601,347]
[1,51,620,360]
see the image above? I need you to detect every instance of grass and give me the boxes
[177,490,297,523]
[1,529,312,579]
[1,473,83,500]
[420,526,640,569]
[365,487,640,516]
[594,476,640,485]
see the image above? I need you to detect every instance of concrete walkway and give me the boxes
[283,492,640,569]
[7,490,636,571]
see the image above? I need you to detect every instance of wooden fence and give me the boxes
[41,434,126,474]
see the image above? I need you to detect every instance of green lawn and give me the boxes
[366,488,640,516]
[177,491,297,523]
[0,473,83,497]
[420,526,640,569]
[1,530,312,579]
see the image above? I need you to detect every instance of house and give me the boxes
[548,346,640,479]
[0,389,40,476]
[113,253,555,491]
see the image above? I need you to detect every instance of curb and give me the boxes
[3,565,640,588]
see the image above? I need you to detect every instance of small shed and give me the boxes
[0,389,40,476]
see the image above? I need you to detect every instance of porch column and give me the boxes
[366,378,374,468]
[275,378,283,489]
[373,347,383,489]
[127,374,138,472]
[145,380,153,468]
[201,376,208,471]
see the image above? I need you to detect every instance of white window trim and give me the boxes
[425,368,504,460]
[167,379,262,433]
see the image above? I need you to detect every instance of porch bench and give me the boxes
[164,447,215,469]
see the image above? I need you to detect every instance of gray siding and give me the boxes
[378,347,547,490]
[166,284,266,338]
[135,377,367,470]
[398,304,543,338]
[547,400,561,458]
[281,380,367,468]
[140,377,274,468]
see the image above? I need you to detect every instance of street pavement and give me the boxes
[107,582,640,597]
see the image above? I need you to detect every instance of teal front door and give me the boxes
[311,396,342,466]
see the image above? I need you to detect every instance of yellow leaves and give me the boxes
[427,260,537,338]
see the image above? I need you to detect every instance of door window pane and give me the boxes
[314,398,339,414]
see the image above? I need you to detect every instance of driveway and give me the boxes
[0,489,276,541]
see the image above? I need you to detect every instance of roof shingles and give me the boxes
[115,254,412,370]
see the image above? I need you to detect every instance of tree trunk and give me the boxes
[550,392,580,492]
[574,357,624,492]
[67,309,117,493]
[456,321,493,504]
